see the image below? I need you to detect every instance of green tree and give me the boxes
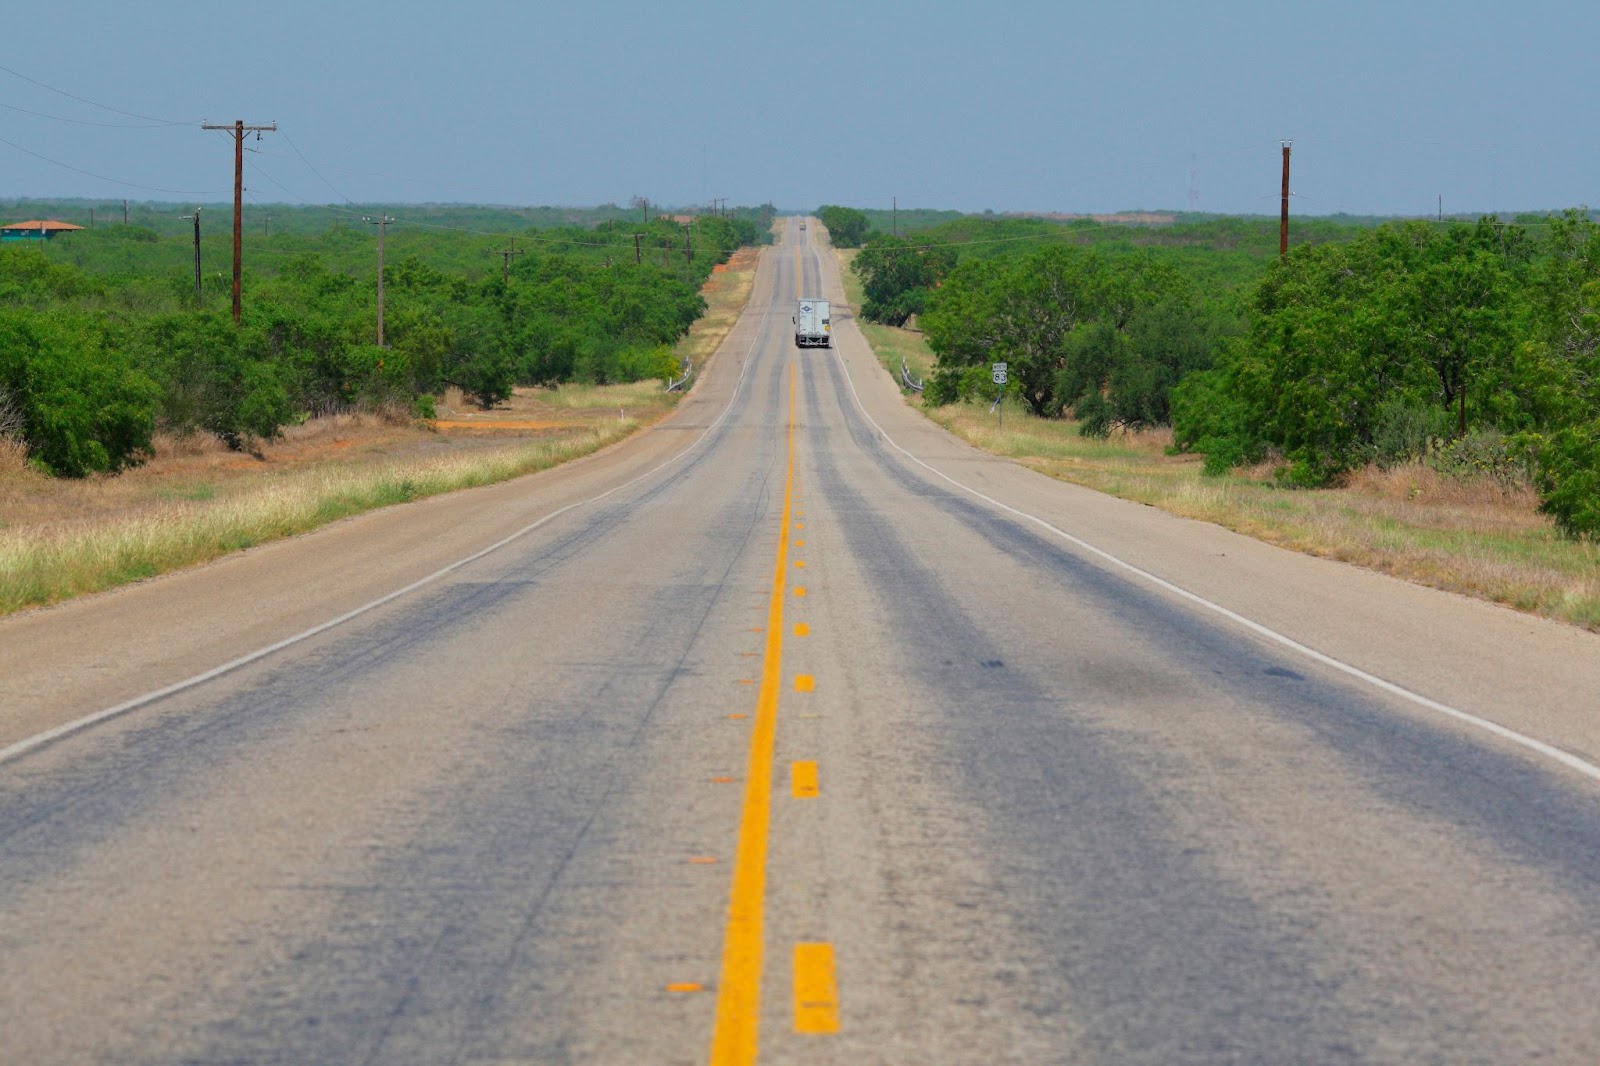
[851,235,955,326]
[922,247,1091,416]
[923,247,1201,421]
[817,206,869,248]
[1176,221,1531,484]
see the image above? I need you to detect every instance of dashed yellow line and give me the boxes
[791,760,819,798]
[793,943,840,1034]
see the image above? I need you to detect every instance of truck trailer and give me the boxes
[794,299,831,348]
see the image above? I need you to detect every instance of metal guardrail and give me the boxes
[666,357,694,392]
[900,358,924,393]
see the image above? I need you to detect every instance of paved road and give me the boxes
[5,219,1600,1064]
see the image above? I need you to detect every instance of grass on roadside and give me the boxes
[832,249,1600,631]
[0,245,763,617]
[0,424,639,615]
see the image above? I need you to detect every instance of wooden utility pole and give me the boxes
[634,233,642,264]
[492,238,524,284]
[1279,140,1292,258]
[180,208,202,302]
[201,120,276,323]
[364,215,394,346]
[685,225,692,265]
[893,195,897,236]
[122,199,128,226]
[89,207,94,229]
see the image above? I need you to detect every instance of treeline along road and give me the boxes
[2,219,1600,1063]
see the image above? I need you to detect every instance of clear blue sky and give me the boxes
[3,0,1597,217]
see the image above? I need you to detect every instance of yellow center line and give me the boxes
[708,362,797,1065]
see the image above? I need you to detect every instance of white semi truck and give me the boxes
[794,299,831,348]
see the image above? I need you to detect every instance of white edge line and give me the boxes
[0,285,775,768]
[830,330,1600,788]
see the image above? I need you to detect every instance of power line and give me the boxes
[280,130,354,204]
[0,100,185,129]
[0,61,198,125]
[0,132,224,194]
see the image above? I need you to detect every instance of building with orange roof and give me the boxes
[1,219,84,242]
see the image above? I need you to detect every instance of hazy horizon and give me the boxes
[4,0,1597,218]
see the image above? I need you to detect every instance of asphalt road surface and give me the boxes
[5,218,1600,1064]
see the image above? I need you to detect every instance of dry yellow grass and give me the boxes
[0,435,28,479]
[931,403,1600,629]
[0,424,638,615]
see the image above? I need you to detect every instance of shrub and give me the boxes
[925,364,1002,406]
[1425,427,1529,488]
[614,343,681,383]
[1529,423,1600,537]
[1073,391,1114,438]
[0,309,156,476]
[1367,399,1454,467]
[138,312,294,448]
[1171,361,1264,475]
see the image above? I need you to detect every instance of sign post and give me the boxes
[991,363,1008,430]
